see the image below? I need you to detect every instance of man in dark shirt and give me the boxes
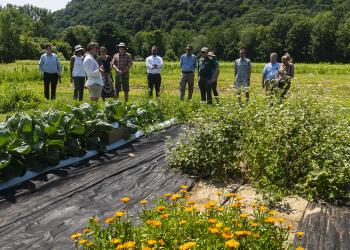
[197,47,216,104]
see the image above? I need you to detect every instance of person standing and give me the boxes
[278,53,294,99]
[112,43,132,102]
[179,45,196,100]
[83,42,104,102]
[197,47,216,104]
[98,46,115,100]
[70,45,86,101]
[262,53,280,91]
[38,43,62,100]
[146,46,164,98]
[208,51,220,104]
[234,49,252,106]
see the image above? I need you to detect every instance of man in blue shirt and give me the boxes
[262,52,279,90]
[179,45,196,100]
[38,43,62,100]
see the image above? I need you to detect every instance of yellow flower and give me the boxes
[70,232,82,240]
[86,242,94,247]
[179,242,196,250]
[277,217,286,223]
[180,189,187,194]
[179,220,187,225]
[170,193,181,201]
[226,193,236,197]
[239,213,249,219]
[264,217,276,223]
[249,222,258,227]
[216,207,225,212]
[208,227,220,234]
[204,200,218,209]
[268,210,277,215]
[111,238,122,245]
[235,230,252,237]
[140,199,148,205]
[235,196,244,201]
[123,241,136,248]
[216,191,223,196]
[83,228,92,234]
[180,185,188,189]
[251,203,257,208]
[158,239,165,246]
[104,217,114,224]
[142,248,152,250]
[164,193,172,197]
[287,224,294,230]
[120,197,130,203]
[231,202,242,208]
[259,205,268,212]
[115,211,125,218]
[156,206,166,212]
[225,240,240,248]
[208,218,217,224]
[296,231,305,237]
[186,200,196,205]
[184,206,195,212]
[79,239,88,245]
[296,247,305,250]
[160,213,169,219]
[116,245,124,250]
[147,239,157,246]
[223,227,231,232]
[146,219,162,227]
[222,232,234,239]
[215,222,223,228]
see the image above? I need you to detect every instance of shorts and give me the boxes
[87,84,102,98]
[116,74,129,92]
[234,81,249,93]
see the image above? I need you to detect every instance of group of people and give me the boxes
[38,42,294,105]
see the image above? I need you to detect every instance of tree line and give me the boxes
[1,1,350,63]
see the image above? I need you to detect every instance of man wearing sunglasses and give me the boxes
[179,45,196,100]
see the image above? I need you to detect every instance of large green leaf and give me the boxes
[0,130,10,148]
[12,145,32,155]
[19,114,33,134]
[48,140,64,148]
[47,110,62,127]
[44,126,58,136]
[69,125,85,135]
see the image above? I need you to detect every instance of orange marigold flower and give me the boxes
[142,248,152,250]
[186,201,196,205]
[147,239,157,246]
[240,213,249,218]
[287,224,294,230]
[249,222,258,227]
[160,213,169,219]
[208,218,217,224]
[204,200,218,209]
[296,232,305,237]
[79,239,88,245]
[170,194,181,201]
[120,197,130,203]
[264,217,276,223]
[251,203,257,208]
[277,217,286,223]
[180,185,188,189]
[208,227,220,234]
[179,220,187,225]
[225,240,240,248]
[296,247,305,250]
[259,205,268,211]
[217,207,225,212]
[231,202,242,208]
[158,239,165,246]
[140,199,148,205]
[83,228,92,234]
[115,211,125,217]
[179,242,196,250]
[225,193,236,197]
[156,206,166,212]
[146,219,162,227]
[215,222,223,228]
[268,210,277,215]
[216,191,223,196]
[111,238,122,245]
[116,245,124,250]
[184,206,195,212]
[123,241,136,248]
[235,230,252,237]
[164,193,172,197]
[70,232,82,240]
[104,217,114,224]
[180,189,188,194]
[235,196,244,201]
[222,232,234,239]
[223,227,231,232]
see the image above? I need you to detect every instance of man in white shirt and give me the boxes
[146,46,164,97]
[83,42,104,101]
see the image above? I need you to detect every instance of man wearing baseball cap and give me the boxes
[197,47,217,104]
[112,42,133,102]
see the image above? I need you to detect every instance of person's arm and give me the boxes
[180,55,183,69]
[215,63,220,80]
[84,58,102,77]
[123,55,133,73]
[234,61,237,77]
[248,61,252,85]
[210,60,217,82]
[262,65,266,88]
[38,54,44,73]
[69,56,75,82]
[146,57,152,70]
[57,56,62,75]
[159,57,164,69]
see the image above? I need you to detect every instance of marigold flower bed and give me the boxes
[70,186,305,249]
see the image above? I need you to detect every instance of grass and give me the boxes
[0,60,350,120]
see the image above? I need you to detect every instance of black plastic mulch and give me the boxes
[295,202,350,250]
[0,126,194,250]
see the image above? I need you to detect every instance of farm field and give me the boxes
[0,60,349,250]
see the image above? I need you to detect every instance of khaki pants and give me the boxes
[179,72,194,100]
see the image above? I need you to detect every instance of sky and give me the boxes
[0,0,70,11]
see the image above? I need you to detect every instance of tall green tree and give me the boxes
[62,25,94,51]
[286,19,312,62]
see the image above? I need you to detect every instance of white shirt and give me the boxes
[83,53,103,86]
[146,55,164,74]
[72,55,85,77]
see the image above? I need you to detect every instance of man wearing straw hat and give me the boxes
[70,45,86,101]
[112,42,133,102]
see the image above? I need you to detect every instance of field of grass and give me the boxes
[0,60,350,120]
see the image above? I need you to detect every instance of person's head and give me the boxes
[239,49,246,59]
[151,46,158,56]
[74,45,84,56]
[282,53,292,65]
[117,42,126,54]
[270,53,278,63]
[208,51,216,59]
[100,46,107,56]
[186,45,193,55]
[87,42,99,56]
[200,47,208,58]
[44,43,53,54]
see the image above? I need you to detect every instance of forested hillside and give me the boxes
[1,0,350,62]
